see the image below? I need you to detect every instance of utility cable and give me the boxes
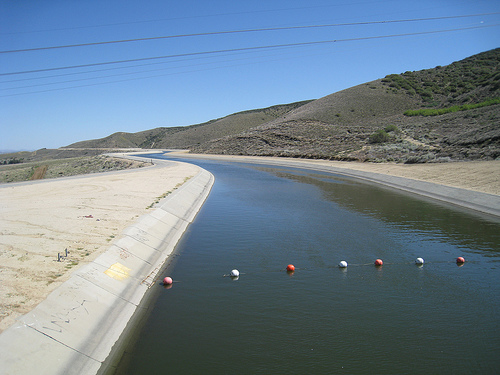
[0,0,463,35]
[1,24,497,77]
[1,13,498,54]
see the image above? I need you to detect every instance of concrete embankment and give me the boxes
[0,160,214,375]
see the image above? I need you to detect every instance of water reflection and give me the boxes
[258,166,500,257]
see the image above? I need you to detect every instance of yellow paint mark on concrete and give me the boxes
[104,263,131,280]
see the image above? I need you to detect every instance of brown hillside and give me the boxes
[192,48,500,163]
[65,101,312,149]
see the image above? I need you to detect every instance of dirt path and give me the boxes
[30,165,48,180]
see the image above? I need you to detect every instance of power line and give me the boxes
[1,13,498,54]
[1,24,497,77]
[0,1,414,35]
[0,50,256,84]
[0,49,304,90]
[0,49,328,97]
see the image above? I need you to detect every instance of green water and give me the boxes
[110,158,500,375]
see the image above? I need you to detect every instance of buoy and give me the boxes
[339,261,348,268]
[286,264,295,272]
[374,259,383,266]
[415,257,424,265]
[456,257,465,264]
[230,269,240,277]
[163,276,173,285]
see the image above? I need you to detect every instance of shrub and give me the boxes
[369,129,390,143]
[384,125,399,133]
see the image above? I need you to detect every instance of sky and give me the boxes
[1,0,499,151]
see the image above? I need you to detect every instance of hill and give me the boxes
[65,101,313,149]
[192,48,500,163]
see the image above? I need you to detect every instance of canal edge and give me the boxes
[0,159,214,375]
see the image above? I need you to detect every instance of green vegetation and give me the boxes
[369,125,400,144]
[1,157,24,165]
[381,48,500,107]
[65,260,79,269]
[404,98,500,116]
[384,124,400,133]
[369,129,390,143]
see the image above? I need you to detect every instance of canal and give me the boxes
[110,156,500,374]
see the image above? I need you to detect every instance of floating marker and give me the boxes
[230,269,240,277]
[415,257,424,265]
[286,264,295,272]
[374,259,383,266]
[163,276,173,285]
[339,261,348,268]
[456,257,465,264]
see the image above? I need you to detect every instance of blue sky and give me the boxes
[1,0,499,151]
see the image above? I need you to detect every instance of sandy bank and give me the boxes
[0,159,200,333]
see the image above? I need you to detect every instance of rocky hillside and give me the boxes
[192,48,500,163]
[65,101,312,149]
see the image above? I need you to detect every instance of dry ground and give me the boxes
[0,161,199,332]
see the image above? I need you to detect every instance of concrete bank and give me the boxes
[167,153,500,218]
[0,160,214,375]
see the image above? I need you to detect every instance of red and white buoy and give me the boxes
[374,259,383,266]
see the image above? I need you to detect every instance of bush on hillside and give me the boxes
[369,129,390,143]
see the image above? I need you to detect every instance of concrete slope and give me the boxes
[0,163,214,375]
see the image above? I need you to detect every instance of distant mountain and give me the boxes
[67,48,500,163]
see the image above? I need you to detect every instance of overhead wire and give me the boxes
[1,23,497,78]
[0,49,264,84]
[0,48,309,90]
[0,0,426,35]
[0,48,330,97]
[1,13,498,54]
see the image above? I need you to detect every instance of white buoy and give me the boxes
[338,261,348,268]
[230,269,240,277]
[415,257,424,265]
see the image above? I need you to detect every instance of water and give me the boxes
[110,157,500,375]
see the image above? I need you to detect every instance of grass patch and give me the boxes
[65,260,79,269]
[146,176,193,209]
[404,97,500,116]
